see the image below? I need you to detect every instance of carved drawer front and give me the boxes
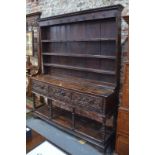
[48,85,72,103]
[32,80,48,95]
[72,92,103,113]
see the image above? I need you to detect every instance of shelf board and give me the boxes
[41,38,116,43]
[42,53,116,59]
[43,63,115,75]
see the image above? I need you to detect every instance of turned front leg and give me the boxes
[48,99,54,119]
[72,108,75,130]
[101,117,106,144]
[32,93,36,111]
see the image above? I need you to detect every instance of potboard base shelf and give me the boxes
[33,105,115,152]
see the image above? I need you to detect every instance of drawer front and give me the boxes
[117,108,129,134]
[48,85,72,103]
[32,80,48,96]
[72,92,103,112]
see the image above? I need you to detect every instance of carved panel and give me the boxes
[48,85,72,103]
[72,92,103,113]
[32,80,48,95]
[32,80,103,113]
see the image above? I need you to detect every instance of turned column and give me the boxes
[32,93,36,111]
[72,107,75,130]
[101,116,106,144]
[48,99,54,119]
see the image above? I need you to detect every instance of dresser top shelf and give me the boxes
[41,38,116,42]
[37,4,122,96]
[42,53,116,59]
[43,63,115,75]
[32,75,115,97]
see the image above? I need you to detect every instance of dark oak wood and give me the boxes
[41,38,116,42]
[31,5,123,152]
[43,63,116,75]
[42,52,116,59]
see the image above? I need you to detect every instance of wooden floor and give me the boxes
[26,129,45,153]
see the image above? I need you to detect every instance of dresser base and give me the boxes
[33,105,115,153]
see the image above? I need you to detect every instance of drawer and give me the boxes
[48,85,72,103]
[116,134,129,155]
[117,108,129,134]
[32,80,48,96]
[75,108,103,122]
[52,100,73,111]
[72,92,103,113]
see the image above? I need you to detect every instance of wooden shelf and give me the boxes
[43,63,115,75]
[42,53,116,59]
[41,38,116,43]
